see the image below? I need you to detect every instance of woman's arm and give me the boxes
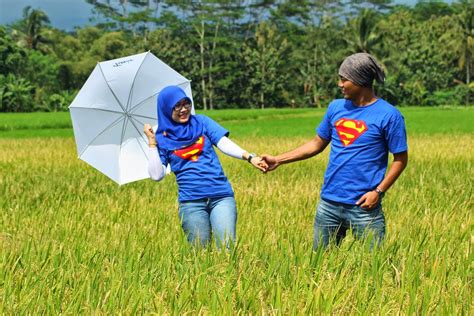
[148,148,166,181]
[144,123,166,181]
[216,136,266,171]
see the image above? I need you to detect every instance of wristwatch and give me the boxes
[374,187,385,197]
[247,153,257,163]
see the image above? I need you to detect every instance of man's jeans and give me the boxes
[313,198,386,249]
[178,196,237,248]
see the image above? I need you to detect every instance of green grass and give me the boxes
[0,108,473,313]
[0,106,473,138]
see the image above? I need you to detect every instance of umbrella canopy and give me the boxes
[69,51,194,185]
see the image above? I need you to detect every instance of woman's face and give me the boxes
[171,98,192,123]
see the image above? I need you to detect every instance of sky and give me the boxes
[0,0,455,31]
[0,0,98,30]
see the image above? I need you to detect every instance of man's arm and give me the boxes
[356,151,408,209]
[262,135,330,172]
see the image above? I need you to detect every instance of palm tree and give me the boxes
[344,9,383,56]
[20,6,51,50]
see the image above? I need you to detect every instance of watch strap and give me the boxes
[247,153,256,163]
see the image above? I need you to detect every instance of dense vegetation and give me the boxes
[0,0,472,112]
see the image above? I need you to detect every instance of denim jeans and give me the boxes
[178,196,237,248]
[313,198,386,250]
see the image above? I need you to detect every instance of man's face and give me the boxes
[338,76,364,100]
[171,98,192,123]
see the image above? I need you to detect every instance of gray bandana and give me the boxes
[338,53,385,87]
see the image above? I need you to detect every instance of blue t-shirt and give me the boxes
[316,98,408,204]
[158,115,234,202]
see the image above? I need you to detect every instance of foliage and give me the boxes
[13,6,51,51]
[0,0,473,112]
[0,27,27,76]
[243,22,290,109]
[0,74,35,112]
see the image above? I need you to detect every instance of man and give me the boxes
[262,53,408,249]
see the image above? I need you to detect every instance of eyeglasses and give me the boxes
[173,101,192,112]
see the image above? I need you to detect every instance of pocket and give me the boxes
[360,203,382,216]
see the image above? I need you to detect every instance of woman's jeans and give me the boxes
[313,198,386,250]
[178,196,237,248]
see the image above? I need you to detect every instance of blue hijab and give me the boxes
[156,86,203,151]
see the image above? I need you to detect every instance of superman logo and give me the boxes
[173,136,204,161]
[335,118,368,146]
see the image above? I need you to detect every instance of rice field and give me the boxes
[0,107,472,314]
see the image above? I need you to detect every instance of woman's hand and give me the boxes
[250,156,268,172]
[143,124,157,147]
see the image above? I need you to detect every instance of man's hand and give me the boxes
[260,154,279,173]
[356,191,380,210]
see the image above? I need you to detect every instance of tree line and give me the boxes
[0,0,472,112]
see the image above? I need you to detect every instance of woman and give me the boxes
[144,85,265,248]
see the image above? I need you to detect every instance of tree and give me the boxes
[14,6,51,51]
[343,9,383,56]
[0,27,27,76]
[297,17,345,107]
[243,22,289,109]
[0,74,35,112]
[452,0,473,104]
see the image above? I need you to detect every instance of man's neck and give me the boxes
[352,88,377,107]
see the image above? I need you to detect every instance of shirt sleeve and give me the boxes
[316,102,334,141]
[200,115,230,145]
[385,112,408,154]
[148,147,166,181]
[216,136,246,159]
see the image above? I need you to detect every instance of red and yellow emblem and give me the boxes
[173,136,205,161]
[335,118,368,147]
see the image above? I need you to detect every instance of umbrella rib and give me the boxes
[68,106,125,115]
[131,113,156,121]
[129,116,149,158]
[129,93,158,114]
[78,115,124,158]
[98,63,127,113]
[129,80,190,114]
[119,116,128,155]
[126,52,149,112]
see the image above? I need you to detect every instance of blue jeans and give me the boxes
[313,198,386,250]
[178,196,237,248]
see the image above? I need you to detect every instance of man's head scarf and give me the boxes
[338,53,385,87]
[156,86,203,151]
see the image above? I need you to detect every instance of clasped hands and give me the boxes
[251,154,278,173]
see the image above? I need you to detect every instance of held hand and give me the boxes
[260,154,279,173]
[356,191,380,210]
[250,156,268,172]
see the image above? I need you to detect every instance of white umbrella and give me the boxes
[69,51,194,185]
